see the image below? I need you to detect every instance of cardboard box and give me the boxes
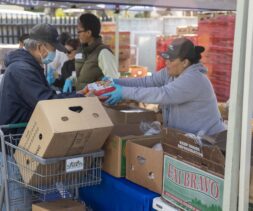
[104,105,156,125]
[176,26,188,35]
[129,65,148,78]
[15,97,113,185]
[119,58,130,72]
[163,155,224,210]
[101,22,116,33]
[126,135,163,193]
[18,97,113,157]
[32,199,85,211]
[161,127,226,210]
[250,166,253,203]
[102,31,130,47]
[102,124,144,177]
[119,48,131,60]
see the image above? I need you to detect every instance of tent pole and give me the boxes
[238,0,253,209]
[223,0,249,210]
[114,6,120,70]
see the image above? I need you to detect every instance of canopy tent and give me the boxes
[1,0,236,10]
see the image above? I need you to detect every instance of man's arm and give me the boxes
[12,66,82,109]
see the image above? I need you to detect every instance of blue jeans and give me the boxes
[0,152,32,211]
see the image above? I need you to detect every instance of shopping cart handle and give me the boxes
[0,122,27,129]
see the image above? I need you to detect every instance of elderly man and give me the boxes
[0,24,85,211]
[0,23,84,128]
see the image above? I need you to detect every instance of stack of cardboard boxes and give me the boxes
[176,25,198,35]
[18,96,245,210]
[101,31,131,73]
[102,104,158,178]
[101,102,231,210]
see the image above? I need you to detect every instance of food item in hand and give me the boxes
[85,80,115,96]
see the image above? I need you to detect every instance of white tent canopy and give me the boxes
[1,0,236,10]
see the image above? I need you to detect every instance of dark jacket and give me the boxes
[0,49,83,131]
[53,59,75,89]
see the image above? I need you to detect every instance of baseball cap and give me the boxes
[29,23,67,52]
[161,37,204,61]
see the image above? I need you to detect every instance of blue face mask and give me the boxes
[42,50,56,64]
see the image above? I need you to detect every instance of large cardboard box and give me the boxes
[102,124,144,177]
[161,128,226,210]
[126,135,163,193]
[104,105,156,125]
[32,199,85,211]
[15,97,113,186]
[18,97,113,157]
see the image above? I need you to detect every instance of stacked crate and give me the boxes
[198,14,235,102]
[101,31,131,73]
[156,35,177,71]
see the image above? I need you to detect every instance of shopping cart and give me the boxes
[0,123,104,211]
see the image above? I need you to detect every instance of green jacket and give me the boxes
[75,38,110,91]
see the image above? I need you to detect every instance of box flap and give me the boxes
[128,135,163,148]
[162,127,225,176]
[32,199,85,211]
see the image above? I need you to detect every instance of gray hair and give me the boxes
[24,38,43,51]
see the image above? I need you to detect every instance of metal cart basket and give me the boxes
[0,123,104,211]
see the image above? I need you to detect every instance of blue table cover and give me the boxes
[79,171,159,211]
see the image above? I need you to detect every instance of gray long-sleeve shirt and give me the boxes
[115,63,225,135]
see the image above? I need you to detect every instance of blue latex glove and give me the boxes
[101,76,118,84]
[101,76,111,81]
[63,79,73,93]
[103,84,123,105]
[46,67,55,85]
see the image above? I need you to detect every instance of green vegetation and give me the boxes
[191,198,222,211]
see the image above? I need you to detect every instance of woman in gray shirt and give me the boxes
[103,37,225,135]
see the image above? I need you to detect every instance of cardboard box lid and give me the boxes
[37,97,113,133]
[32,199,85,211]
[162,127,226,176]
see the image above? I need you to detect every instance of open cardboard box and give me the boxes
[161,127,226,210]
[126,135,163,193]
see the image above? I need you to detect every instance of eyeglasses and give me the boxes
[77,30,86,34]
